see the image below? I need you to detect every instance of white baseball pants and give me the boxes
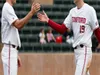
[1,44,18,75]
[74,46,92,75]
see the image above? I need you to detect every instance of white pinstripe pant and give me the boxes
[1,44,18,75]
[74,46,92,75]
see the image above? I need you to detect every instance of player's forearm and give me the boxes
[94,27,100,42]
[47,19,68,34]
[14,11,35,29]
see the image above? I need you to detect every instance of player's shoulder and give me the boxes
[69,5,80,13]
[69,7,75,14]
[3,2,12,9]
[2,2,14,13]
[85,3,95,11]
[70,3,95,11]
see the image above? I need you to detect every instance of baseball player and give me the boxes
[1,0,40,75]
[37,0,100,75]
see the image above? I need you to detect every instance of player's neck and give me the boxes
[6,0,13,6]
[76,1,84,9]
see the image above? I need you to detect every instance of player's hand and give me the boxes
[37,10,49,23]
[18,56,22,68]
[31,3,40,14]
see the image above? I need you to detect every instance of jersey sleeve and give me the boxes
[5,6,18,25]
[63,10,72,30]
[89,7,99,30]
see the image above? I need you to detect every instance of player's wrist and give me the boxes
[46,18,49,23]
[30,10,35,15]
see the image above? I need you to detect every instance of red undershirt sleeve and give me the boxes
[48,19,68,34]
[94,27,100,43]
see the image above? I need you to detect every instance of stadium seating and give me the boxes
[0,0,100,52]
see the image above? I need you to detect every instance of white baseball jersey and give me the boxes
[1,2,21,47]
[64,3,99,48]
[1,2,20,75]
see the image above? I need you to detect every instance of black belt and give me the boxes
[74,44,84,49]
[11,44,19,50]
[4,43,19,50]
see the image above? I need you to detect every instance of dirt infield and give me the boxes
[0,53,100,75]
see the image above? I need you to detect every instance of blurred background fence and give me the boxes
[0,0,100,52]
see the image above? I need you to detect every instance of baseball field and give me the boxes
[0,53,100,75]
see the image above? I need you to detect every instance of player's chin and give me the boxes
[13,1,16,4]
[74,0,78,4]
[74,1,76,4]
[14,2,16,4]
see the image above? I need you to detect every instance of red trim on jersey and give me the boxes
[81,46,87,75]
[48,19,68,34]
[94,27,100,43]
